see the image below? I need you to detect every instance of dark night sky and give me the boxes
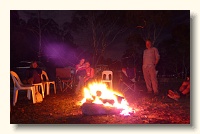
[18,10,74,26]
[17,10,128,60]
[16,10,190,61]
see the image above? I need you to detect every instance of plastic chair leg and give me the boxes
[53,83,56,94]
[31,88,36,104]
[47,83,50,95]
[13,89,18,106]
[41,85,44,98]
[27,90,31,100]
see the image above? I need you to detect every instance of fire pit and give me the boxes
[80,82,134,116]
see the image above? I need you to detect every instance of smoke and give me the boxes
[43,43,78,67]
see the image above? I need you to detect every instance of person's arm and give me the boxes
[90,68,94,78]
[154,48,160,65]
[76,64,85,72]
[75,64,80,72]
[84,68,94,82]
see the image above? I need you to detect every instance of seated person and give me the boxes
[75,58,86,74]
[84,62,94,85]
[23,61,42,84]
[75,61,94,95]
[75,58,87,95]
[74,58,86,85]
[168,77,190,101]
[122,67,136,83]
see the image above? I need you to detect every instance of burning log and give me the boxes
[100,99,115,105]
[96,90,102,97]
[96,90,124,104]
[114,94,124,103]
[81,103,122,115]
[80,82,133,116]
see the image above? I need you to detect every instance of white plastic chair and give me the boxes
[10,71,36,106]
[41,70,56,95]
[101,70,113,89]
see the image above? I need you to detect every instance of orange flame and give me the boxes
[80,82,134,116]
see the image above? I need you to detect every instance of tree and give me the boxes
[65,10,127,67]
[25,11,60,60]
[123,10,190,78]
[10,10,35,67]
[125,10,172,47]
[172,23,190,78]
[158,39,180,76]
[122,33,145,70]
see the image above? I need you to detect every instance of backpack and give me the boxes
[35,92,43,103]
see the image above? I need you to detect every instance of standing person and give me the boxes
[142,39,160,95]
[75,58,86,73]
[24,61,42,84]
[75,58,86,94]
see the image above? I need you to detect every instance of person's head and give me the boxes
[30,61,38,68]
[145,39,152,49]
[84,62,90,68]
[79,58,85,65]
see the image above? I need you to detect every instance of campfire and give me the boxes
[80,82,134,116]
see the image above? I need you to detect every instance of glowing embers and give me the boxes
[80,82,134,116]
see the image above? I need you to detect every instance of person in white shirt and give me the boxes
[142,39,160,95]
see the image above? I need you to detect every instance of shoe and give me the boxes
[168,89,174,95]
[168,90,180,97]
[167,93,179,101]
[173,92,180,99]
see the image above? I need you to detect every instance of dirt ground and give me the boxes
[10,80,190,124]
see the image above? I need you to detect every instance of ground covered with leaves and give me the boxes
[10,81,190,124]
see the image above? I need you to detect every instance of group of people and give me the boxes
[22,39,190,101]
[22,59,95,95]
[142,39,190,100]
[22,59,94,96]
[75,58,94,94]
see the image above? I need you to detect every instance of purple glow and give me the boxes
[43,43,78,67]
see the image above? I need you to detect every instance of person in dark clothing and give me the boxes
[24,61,42,84]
